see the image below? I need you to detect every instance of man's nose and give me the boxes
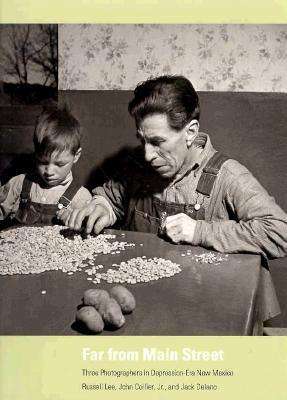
[144,143,156,163]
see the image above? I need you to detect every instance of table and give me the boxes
[0,229,261,335]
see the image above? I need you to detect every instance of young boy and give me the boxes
[0,106,92,226]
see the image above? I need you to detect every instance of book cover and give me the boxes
[0,1,287,399]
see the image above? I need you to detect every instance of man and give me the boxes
[59,75,287,260]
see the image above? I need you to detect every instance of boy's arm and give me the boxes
[0,175,25,220]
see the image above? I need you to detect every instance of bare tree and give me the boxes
[0,25,32,84]
[0,25,58,87]
[30,25,58,87]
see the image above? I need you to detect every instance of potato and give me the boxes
[110,285,136,314]
[76,306,104,333]
[83,289,110,309]
[98,298,125,329]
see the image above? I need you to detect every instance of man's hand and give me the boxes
[165,213,197,244]
[57,200,111,234]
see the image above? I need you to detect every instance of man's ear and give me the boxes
[185,120,199,148]
[73,147,82,164]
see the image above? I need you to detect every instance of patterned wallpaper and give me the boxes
[59,24,287,92]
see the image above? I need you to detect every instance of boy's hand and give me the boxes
[57,200,111,234]
[165,213,197,244]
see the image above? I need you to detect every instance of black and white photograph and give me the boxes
[1,24,287,336]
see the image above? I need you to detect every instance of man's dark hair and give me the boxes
[128,75,200,131]
[34,105,81,157]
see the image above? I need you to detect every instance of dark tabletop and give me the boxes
[0,229,261,336]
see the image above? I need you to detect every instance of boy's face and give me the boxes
[36,149,81,187]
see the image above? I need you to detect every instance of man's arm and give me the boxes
[58,178,127,234]
[92,179,127,222]
[192,169,287,259]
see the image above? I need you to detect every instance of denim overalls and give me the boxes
[14,175,81,225]
[125,151,229,233]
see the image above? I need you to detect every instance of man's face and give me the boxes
[137,114,189,179]
[36,150,79,187]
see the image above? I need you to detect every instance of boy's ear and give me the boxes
[73,147,82,164]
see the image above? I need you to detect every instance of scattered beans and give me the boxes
[0,225,135,276]
[190,252,229,265]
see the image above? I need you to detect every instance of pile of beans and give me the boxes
[87,257,182,284]
[0,226,182,283]
[0,225,135,275]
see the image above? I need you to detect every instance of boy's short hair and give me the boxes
[128,75,200,131]
[33,106,81,157]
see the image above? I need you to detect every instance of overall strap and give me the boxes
[196,152,229,197]
[20,175,33,201]
[58,178,82,208]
